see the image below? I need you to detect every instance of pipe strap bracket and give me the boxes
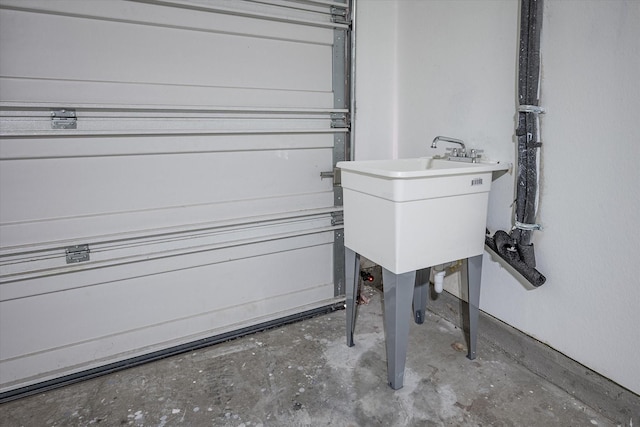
[518,105,546,114]
[514,220,542,231]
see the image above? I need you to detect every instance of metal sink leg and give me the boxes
[345,247,360,347]
[464,254,483,360]
[382,268,417,390]
[413,267,431,324]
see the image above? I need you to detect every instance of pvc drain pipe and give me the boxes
[434,270,446,294]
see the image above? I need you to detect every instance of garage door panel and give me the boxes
[1,278,334,390]
[0,148,333,223]
[0,0,337,44]
[1,279,334,390]
[0,192,335,250]
[0,9,332,91]
[0,239,335,389]
[1,235,333,359]
[0,4,334,109]
[1,221,336,298]
[0,133,336,159]
[0,77,335,109]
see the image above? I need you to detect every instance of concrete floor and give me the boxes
[1,285,637,426]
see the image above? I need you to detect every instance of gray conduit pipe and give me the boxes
[485,0,546,288]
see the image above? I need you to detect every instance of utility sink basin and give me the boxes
[337,157,509,274]
[338,156,509,390]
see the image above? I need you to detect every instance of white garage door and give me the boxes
[0,0,351,396]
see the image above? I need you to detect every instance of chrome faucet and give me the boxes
[430,136,482,163]
[431,136,466,150]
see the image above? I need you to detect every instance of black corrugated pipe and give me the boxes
[485,0,546,288]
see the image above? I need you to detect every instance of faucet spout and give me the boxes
[431,136,466,150]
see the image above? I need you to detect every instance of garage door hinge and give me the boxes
[330,112,349,129]
[330,6,349,24]
[65,244,90,264]
[331,211,344,226]
[51,109,77,129]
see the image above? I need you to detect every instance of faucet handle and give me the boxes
[470,148,484,163]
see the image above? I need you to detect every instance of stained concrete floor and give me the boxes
[1,285,636,427]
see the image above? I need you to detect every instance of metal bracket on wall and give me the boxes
[51,109,77,129]
[333,229,345,295]
[331,134,345,207]
[331,5,351,297]
[332,26,348,211]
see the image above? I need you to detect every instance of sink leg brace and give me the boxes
[345,249,484,390]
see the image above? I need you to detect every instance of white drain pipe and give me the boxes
[433,270,446,294]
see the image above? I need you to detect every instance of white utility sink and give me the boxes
[338,155,510,390]
[337,157,509,274]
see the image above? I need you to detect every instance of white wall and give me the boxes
[353,0,399,160]
[355,0,640,395]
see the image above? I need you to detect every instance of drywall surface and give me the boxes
[480,0,640,395]
[352,0,398,160]
[354,0,640,395]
